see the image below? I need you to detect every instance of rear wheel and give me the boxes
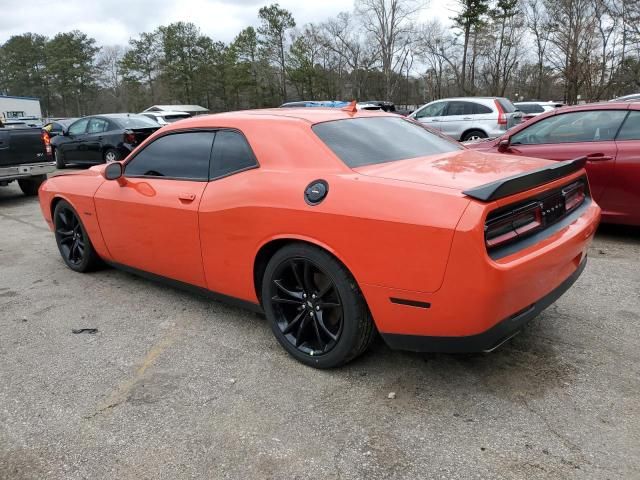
[461,129,488,141]
[262,243,375,368]
[54,148,65,169]
[103,148,121,163]
[53,200,102,272]
[18,175,46,196]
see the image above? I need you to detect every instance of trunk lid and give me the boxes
[352,149,557,195]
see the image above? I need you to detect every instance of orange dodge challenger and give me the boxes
[38,108,600,368]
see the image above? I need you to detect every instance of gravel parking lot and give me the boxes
[1,178,639,480]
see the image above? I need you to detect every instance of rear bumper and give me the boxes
[381,256,587,353]
[0,162,55,181]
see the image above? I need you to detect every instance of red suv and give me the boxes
[466,102,640,226]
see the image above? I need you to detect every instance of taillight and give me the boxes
[485,202,543,249]
[563,183,585,212]
[494,99,507,125]
[124,131,136,144]
[41,131,52,155]
[485,180,587,252]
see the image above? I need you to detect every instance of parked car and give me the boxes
[50,114,160,168]
[610,93,640,102]
[38,108,599,368]
[514,102,562,121]
[280,100,381,110]
[466,102,640,226]
[43,118,78,137]
[141,110,191,126]
[0,123,53,195]
[409,97,523,141]
[361,100,396,112]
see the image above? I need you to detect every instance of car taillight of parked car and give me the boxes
[494,99,507,126]
[484,180,587,251]
[41,131,52,155]
[124,131,136,144]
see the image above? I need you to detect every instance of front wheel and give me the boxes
[18,175,46,196]
[53,200,102,272]
[262,243,375,368]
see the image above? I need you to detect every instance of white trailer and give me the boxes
[0,95,43,122]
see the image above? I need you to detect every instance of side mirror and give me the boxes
[104,162,123,180]
[497,138,510,152]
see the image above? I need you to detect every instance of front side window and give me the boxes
[616,111,640,140]
[511,110,628,145]
[68,118,89,136]
[415,102,446,118]
[313,117,462,168]
[125,131,214,180]
[211,130,258,178]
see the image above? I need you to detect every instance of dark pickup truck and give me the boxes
[0,122,54,195]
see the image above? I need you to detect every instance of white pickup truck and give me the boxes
[0,121,54,195]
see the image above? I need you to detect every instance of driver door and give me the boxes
[60,118,90,162]
[94,131,215,287]
[412,101,447,132]
[505,110,627,203]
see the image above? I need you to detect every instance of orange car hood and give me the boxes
[353,149,552,192]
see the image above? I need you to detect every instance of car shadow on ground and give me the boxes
[596,223,640,243]
[0,186,38,206]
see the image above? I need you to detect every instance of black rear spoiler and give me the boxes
[463,156,586,202]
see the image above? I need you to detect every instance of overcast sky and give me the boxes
[0,0,457,46]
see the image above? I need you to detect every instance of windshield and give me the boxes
[312,117,462,168]
[114,115,160,129]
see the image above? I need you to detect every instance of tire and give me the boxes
[53,200,102,272]
[54,148,65,169]
[103,148,121,163]
[261,243,375,368]
[18,175,46,196]
[461,130,488,141]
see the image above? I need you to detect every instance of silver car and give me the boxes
[409,97,522,141]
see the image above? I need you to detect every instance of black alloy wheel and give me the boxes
[270,257,344,356]
[262,243,375,368]
[53,200,101,272]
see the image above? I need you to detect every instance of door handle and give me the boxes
[178,193,196,202]
[586,153,613,162]
[463,117,473,120]
[431,119,440,122]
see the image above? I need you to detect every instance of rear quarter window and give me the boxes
[312,117,462,168]
[114,115,160,129]
[473,103,493,114]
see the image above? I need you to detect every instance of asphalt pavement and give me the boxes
[1,179,639,479]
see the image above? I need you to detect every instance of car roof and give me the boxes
[160,107,391,130]
[143,110,189,116]
[431,97,505,101]
[98,113,149,119]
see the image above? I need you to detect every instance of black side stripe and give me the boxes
[389,298,431,309]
